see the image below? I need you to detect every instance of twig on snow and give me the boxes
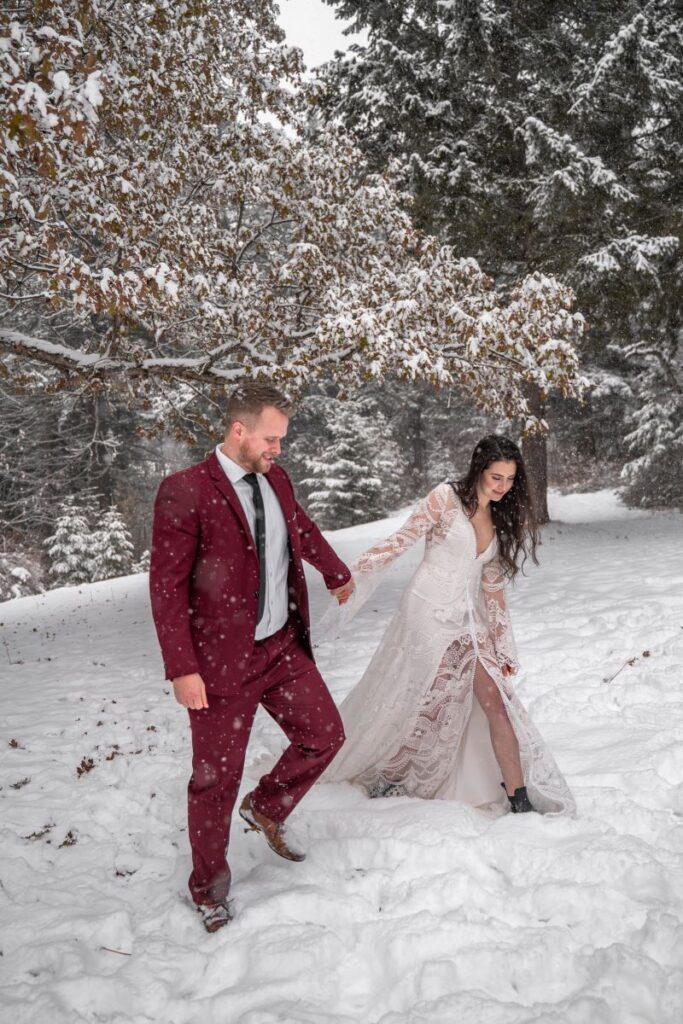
[603,649,651,683]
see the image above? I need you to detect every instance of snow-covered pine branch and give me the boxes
[322,0,682,508]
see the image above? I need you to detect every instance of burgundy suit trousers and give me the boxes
[186,620,345,906]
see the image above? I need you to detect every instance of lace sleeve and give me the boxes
[316,484,455,637]
[353,483,454,575]
[481,556,519,671]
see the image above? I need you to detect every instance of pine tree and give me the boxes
[302,401,387,529]
[289,381,499,518]
[44,499,95,586]
[0,545,44,601]
[351,392,407,511]
[132,549,150,575]
[566,2,682,504]
[323,0,682,508]
[90,506,135,581]
[621,393,683,508]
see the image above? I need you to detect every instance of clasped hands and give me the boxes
[331,578,355,605]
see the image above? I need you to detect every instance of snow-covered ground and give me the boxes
[1,489,682,1024]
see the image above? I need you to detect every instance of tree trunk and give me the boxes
[402,392,428,494]
[91,393,116,507]
[521,384,549,524]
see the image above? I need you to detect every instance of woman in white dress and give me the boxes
[325,435,575,816]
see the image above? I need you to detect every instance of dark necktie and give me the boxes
[244,473,266,625]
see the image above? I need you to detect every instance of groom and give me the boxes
[149,382,354,932]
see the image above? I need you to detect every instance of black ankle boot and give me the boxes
[501,783,535,813]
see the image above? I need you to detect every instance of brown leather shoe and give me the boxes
[196,899,233,933]
[239,792,306,862]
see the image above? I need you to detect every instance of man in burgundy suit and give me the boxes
[149,382,353,932]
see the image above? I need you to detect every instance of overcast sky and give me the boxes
[276,0,364,69]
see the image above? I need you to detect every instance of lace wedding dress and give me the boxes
[323,482,576,815]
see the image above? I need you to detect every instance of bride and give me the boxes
[324,435,575,816]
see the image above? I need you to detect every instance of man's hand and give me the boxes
[331,579,355,605]
[173,673,209,710]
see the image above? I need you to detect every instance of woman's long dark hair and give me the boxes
[453,435,540,580]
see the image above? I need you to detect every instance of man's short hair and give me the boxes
[225,381,294,429]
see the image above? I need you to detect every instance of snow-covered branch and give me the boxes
[0,1,586,426]
[0,329,246,384]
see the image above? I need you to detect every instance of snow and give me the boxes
[52,71,70,94]
[83,71,104,109]
[1,489,682,1023]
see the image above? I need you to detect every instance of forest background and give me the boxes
[1,0,680,599]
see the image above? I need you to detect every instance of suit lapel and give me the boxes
[263,467,298,550]
[262,468,301,565]
[208,453,298,557]
[206,451,255,545]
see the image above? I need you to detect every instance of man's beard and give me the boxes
[238,442,270,473]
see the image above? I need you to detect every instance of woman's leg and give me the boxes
[472,658,524,795]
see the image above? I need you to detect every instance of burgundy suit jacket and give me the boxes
[149,452,351,694]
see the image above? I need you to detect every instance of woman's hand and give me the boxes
[501,663,517,679]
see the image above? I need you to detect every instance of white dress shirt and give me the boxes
[215,445,290,640]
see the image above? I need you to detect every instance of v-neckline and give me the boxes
[461,499,496,559]
[473,530,496,560]
[448,484,496,559]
